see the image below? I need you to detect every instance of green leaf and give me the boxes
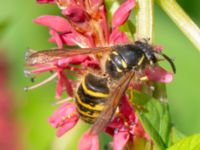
[167,134,200,150]
[119,20,135,39]
[169,127,186,145]
[131,91,171,150]
[104,0,120,23]
[132,137,152,150]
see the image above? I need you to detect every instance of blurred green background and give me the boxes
[0,0,199,149]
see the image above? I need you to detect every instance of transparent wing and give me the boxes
[89,71,135,135]
[25,47,112,65]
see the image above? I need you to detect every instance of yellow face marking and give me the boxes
[140,76,148,81]
[82,77,109,98]
[137,55,145,65]
[112,51,119,55]
[76,105,99,118]
[121,59,127,68]
[116,67,122,72]
[76,94,104,111]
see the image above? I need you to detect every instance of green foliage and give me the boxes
[167,134,200,150]
[132,137,152,150]
[131,91,171,149]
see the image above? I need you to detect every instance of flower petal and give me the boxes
[62,74,74,97]
[61,32,80,46]
[145,66,173,83]
[111,131,129,150]
[48,102,76,127]
[55,72,64,99]
[112,0,136,28]
[99,6,110,42]
[56,120,78,137]
[120,95,136,121]
[62,5,87,22]
[49,29,63,48]
[56,0,83,10]
[37,0,55,3]
[153,45,164,52]
[34,15,73,33]
[89,0,103,8]
[48,102,79,137]
[78,131,99,150]
[109,28,129,44]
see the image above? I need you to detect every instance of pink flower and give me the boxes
[62,5,87,23]
[78,131,99,150]
[109,28,129,44]
[112,0,136,28]
[145,65,173,83]
[33,0,134,48]
[0,52,20,150]
[34,15,73,33]
[111,132,129,150]
[48,102,79,137]
[105,95,148,150]
[37,0,55,4]
[56,71,73,98]
[34,15,92,48]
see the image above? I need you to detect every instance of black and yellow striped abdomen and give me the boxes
[75,73,109,124]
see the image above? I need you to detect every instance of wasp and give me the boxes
[25,40,175,135]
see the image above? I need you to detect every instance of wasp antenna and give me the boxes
[161,53,176,74]
[154,53,163,60]
[154,52,176,74]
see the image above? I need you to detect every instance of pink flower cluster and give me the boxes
[35,0,134,48]
[27,0,174,149]
[0,53,20,150]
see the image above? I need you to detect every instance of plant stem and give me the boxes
[135,0,157,99]
[134,1,169,149]
[156,0,200,52]
[135,0,154,43]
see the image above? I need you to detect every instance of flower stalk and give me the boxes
[135,0,154,43]
[135,1,168,149]
[156,0,200,52]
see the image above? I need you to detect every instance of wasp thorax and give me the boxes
[105,44,148,79]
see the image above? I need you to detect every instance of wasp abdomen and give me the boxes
[75,73,109,123]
